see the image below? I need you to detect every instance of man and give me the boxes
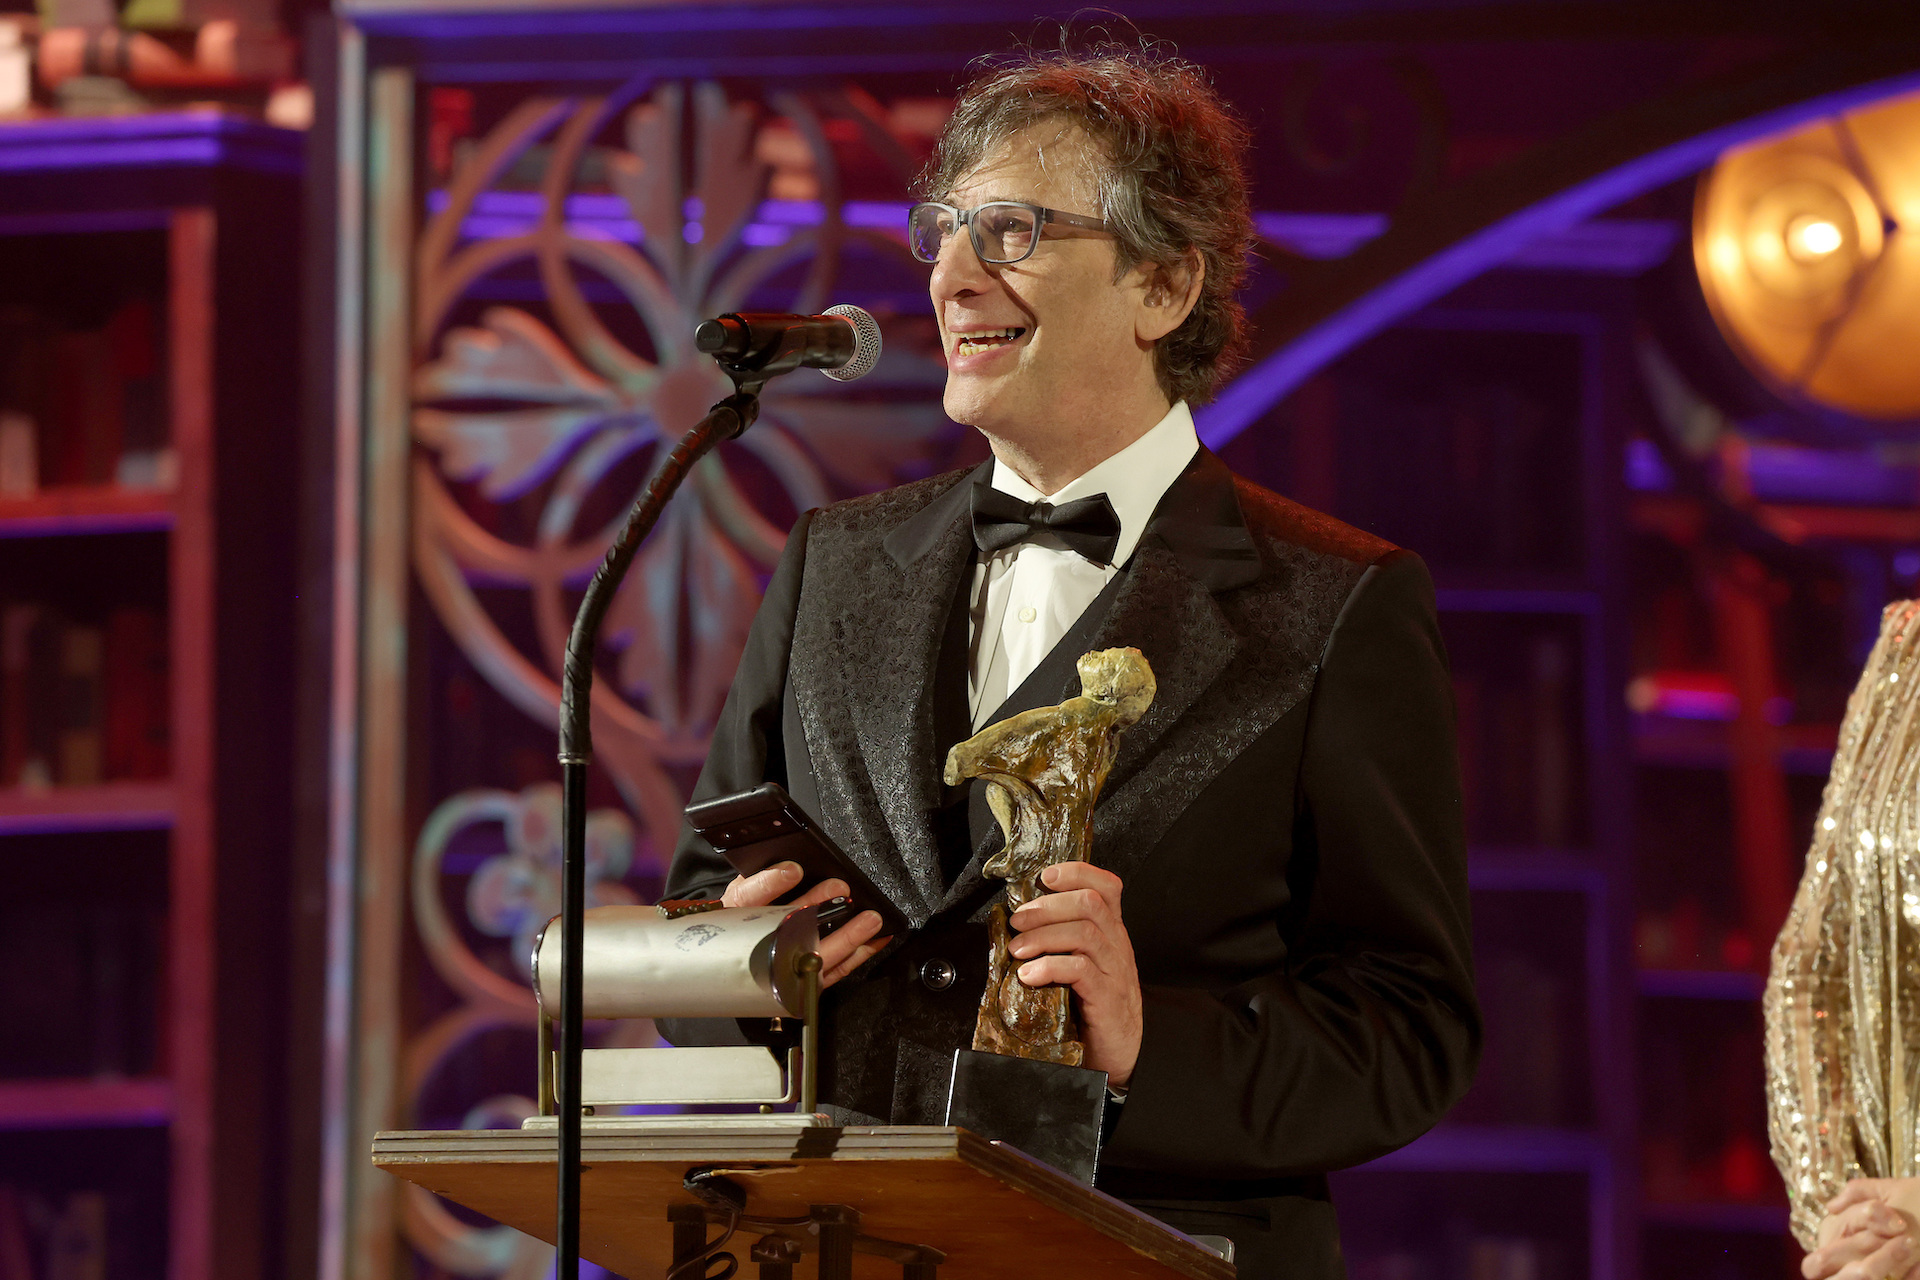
[662,48,1480,1277]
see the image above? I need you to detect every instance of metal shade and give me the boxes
[531,903,820,1020]
[1695,89,1920,419]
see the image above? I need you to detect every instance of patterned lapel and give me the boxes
[786,465,984,928]
[840,465,988,918]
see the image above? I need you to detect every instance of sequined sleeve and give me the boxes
[1766,812,1861,1248]
[1765,600,1920,1248]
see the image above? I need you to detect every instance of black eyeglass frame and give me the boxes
[907,200,1114,265]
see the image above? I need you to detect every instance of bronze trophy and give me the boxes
[941,647,1156,1182]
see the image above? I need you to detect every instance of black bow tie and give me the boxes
[969,482,1122,566]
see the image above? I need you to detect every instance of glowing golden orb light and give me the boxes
[1789,216,1844,258]
[1695,89,1920,419]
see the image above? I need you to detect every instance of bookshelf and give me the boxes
[0,112,300,1280]
[1621,469,1887,1277]
[0,486,174,538]
[0,1079,173,1131]
[1221,285,1639,1279]
[0,782,175,835]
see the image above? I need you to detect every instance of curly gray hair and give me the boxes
[920,48,1255,405]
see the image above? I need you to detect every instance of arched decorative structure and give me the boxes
[1201,49,1920,447]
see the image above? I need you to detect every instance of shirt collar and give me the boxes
[986,401,1200,568]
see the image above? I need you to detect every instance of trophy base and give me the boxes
[944,1047,1109,1184]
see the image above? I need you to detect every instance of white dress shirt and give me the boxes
[967,401,1200,729]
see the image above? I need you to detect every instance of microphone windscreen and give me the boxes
[821,304,882,382]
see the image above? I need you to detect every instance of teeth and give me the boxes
[955,327,1025,355]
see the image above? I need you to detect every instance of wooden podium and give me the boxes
[374,1123,1236,1279]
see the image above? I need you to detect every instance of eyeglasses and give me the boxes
[907,200,1113,265]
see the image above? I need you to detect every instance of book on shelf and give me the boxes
[0,297,168,498]
[0,1187,113,1280]
[2,602,167,789]
[1333,346,1577,578]
[102,608,167,781]
[1448,945,1573,1127]
[42,1191,104,1280]
[108,299,167,493]
[88,904,129,1080]
[1,604,59,790]
[56,625,103,789]
[1468,1237,1553,1280]
[48,330,119,490]
[1453,629,1580,847]
[0,412,31,499]
[0,899,159,1078]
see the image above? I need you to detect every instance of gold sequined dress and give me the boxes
[1767,600,1920,1247]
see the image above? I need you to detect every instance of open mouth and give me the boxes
[954,327,1027,358]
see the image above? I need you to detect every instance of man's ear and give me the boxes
[1136,250,1204,344]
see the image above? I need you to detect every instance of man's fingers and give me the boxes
[816,909,881,967]
[722,862,803,908]
[817,911,887,985]
[1007,919,1103,963]
[817,909,890,982]
[792,877,852,909]
[825,937,891,985]
[718,868,879,986]
[1016,952,1096,992]
[1038,861,1123,911]
[1010,887,1109,931]
[719,865,859,912]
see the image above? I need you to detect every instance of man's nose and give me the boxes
[930,227,994,300]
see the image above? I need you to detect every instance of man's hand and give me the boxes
[1006,861,1143,1087]
[1805,1180,1920,1280]
[721,862,891,985]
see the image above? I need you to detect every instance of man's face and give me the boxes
[930,123,1158,445]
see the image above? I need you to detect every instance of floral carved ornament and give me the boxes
[397,80,954,1275]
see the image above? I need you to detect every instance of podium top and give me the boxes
[373,1123,1235,1280]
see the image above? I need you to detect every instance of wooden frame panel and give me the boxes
[168,204,217,1280]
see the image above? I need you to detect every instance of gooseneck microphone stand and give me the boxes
[551,308,867,1280]
[553,381,760,1280]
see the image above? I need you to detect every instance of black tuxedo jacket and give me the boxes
[661,449,1480,1278]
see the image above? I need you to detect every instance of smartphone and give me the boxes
[684,782,911,939]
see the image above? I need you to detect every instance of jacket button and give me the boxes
[919,958,957,991]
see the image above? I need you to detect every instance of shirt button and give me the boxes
[920,959,957,991]
[1016,605,1037,623]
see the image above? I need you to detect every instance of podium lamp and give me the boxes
[524,903,826,1126]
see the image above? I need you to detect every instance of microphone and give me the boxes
[694,304,882,382]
